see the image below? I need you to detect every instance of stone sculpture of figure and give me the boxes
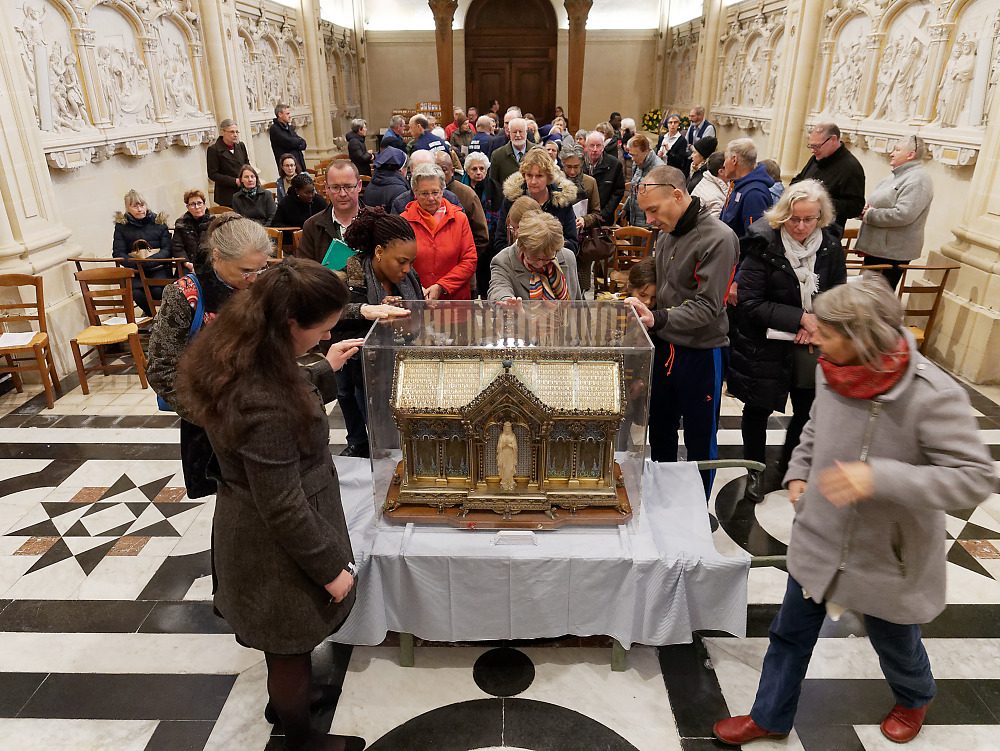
[497,421,517,492]
[939,38,977,127]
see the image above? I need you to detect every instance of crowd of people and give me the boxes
[111,98,993,751]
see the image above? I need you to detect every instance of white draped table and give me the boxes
[331,458,749,654]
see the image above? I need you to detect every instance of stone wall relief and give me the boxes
[740,35,765,109]
[260,41,282,112]
[872,3,931,122]
[153,15,202,119]
[933,0,1000,128]
[91,5,156,127]
[823,14,872,117]
[763,32,784,108]
[282,41,303,108]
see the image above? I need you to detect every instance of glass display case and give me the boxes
[362,300,653,529]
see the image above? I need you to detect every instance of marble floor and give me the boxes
[1,364,999,751]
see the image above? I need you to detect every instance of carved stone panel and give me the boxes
[282,41,302,107]
[873,3,932,122]
[153,16,202,119]
[91,5,156,127]
[936,0,1000,128]
[741,35,765,108]
[260,42,281,111]
[763,32,784,109]
[824,14,872,117]
[239,34,259,112]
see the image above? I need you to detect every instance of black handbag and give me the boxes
[578,226,615,263]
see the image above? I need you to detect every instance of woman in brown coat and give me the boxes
[176,258,365,751]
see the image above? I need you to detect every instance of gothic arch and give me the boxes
[90,0,147,37]
[876,0,933,35]
[825,7,875,41]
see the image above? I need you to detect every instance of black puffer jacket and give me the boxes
[347,131,373,176]
[727,219,846,412]
[112,211,173,275]
[173,211,212,268]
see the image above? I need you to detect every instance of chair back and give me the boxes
[261,181,278,198]
[896,263,960,354]
[840,226,866,272]
[133,258,187,315]
[67,256,122,273]
[0,274,48,335]
[265,226,298,259]
[605,227,655,294]
[360,174,371,199]
[74,267,140,326]
[292,230,304,256]
[614,198,628,227]
[208,205,233,215]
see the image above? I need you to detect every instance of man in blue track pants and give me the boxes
[625,165,739,499]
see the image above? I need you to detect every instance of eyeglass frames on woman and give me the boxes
[239,265,269,279]
[786,215,820,226]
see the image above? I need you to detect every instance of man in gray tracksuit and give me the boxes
[627,165,740,498]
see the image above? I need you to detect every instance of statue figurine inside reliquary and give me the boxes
[362,301,653,529]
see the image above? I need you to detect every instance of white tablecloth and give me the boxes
[332,458,749,647]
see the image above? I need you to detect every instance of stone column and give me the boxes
[810,39,834,114]
[933,88,1000,382]
[299,0,334,160]
[189,40,210,115]
[855,32,884,118]
[917,22,953,123]
[140,35,170,124]
[770,0,826,181]
[429,0,459,126]
[564,0,593,133]
[651,0,671,113]
[694,0,723,109]
[72,27,109,127]
[195,0,236,121]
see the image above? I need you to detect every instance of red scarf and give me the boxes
[819,337,910,399]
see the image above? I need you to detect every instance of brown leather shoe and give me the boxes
[881,702,930,743]
[713,714,787,745]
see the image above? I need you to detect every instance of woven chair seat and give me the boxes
[0,331,47,352]
[74,323,138,346]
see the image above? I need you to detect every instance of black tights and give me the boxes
[741,387,815,466]
[265,652,352,751]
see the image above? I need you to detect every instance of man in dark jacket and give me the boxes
[407,114,450,155]
[489,118,539,185]
[206,119,250,208]
[380,115,408,151]
[719,138,775,238]
[469,116,494,154]
[584,131,626,226]
[268,103,307,172]
[362,147,410,211]
[346,119,374,176]
[790,122,865,235]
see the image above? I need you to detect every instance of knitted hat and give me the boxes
[693,136,718,159]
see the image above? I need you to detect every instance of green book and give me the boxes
[322,238,354,271]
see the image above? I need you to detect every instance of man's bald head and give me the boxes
[434,150,455,183]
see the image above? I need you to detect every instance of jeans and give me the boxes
[335,359,368,449]
[750,575,936,734]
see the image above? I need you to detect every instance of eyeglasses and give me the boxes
[417,190,443,199]
[239,265,268,279]
[327,183,359,194]
[807,135,832,152]
[787,215,820,226]
[634,183,676,195]
[186,200,205,207]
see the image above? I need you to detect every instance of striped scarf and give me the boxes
[520,252,569,300]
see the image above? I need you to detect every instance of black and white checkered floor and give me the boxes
[1,369,998,751]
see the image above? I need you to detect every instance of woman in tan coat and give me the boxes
[176,258,365,751]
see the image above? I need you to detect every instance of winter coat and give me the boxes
[232,189,277,226]
[449,127,474,157]
[112,211,173,277]
[727,221,847,411]
[268,119,307,172]
[720,163,776,238]
[410,130,451,155]
[390,188,464,216]
[464,174,505,242]
[691,172,729,219]
[346,131,373,177]
[401,199,477,299]
[624,151,665,227]
[271,192,328,230]
[585,152,626,226]
[488,243,583,301]
[446,178,491,261]
[362,169,411,212]
[785,330,994,625]
[206,137,250,208]
[276,175,295,202]
[297,206,352,265]
[172,210,212,268]
[209,359,356,653]
[791,143,866,227]
[495,172,580,255]
[856,160,933,262]
[572,173,602,231]
[489,141,541,186]
[469,132,492,155]
[656,133,688,172]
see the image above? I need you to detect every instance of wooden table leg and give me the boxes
[611,639,627,672]
[399,632,415,667]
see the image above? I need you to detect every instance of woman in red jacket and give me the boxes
[400,163,477,300]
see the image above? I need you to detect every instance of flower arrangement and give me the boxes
[641,108,662,132]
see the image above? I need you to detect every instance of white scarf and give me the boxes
[779,227,822,312]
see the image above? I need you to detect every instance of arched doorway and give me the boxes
[465,0,557,125]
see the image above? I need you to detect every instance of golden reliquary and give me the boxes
[383,348,632,528]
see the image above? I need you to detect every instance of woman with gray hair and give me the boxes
[462,150,504,296]
[206,119,249,208]
[148,213,272,498]
[400,163,477,299]
[856,135,933,289]
[727,179,847,501]
[347,118,374,177]
[715,274,993,746]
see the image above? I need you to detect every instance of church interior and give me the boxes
[2,0,1000,749]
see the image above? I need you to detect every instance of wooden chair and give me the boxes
[360,174,371,199]
[133,257,188,316]
[68,256,122,273]
[316,158,335,176]
[840,226,867,272]
[0,274,61,409]
[265,227,298,259]
[261,181,278,198]
[70,267,149,395]
[605,227,654,294]
[613,198,628,227]
[292,229,304,256]
[208,205,233,215]
[895,263,960,354]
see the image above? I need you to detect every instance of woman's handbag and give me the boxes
[130,239,152,259]
[791,343,821,390]
[156,274,205,412]
[577,226,615,263]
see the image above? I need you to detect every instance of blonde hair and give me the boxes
[206,213,272,263]
[124,189,147,208]
[519,147,558,181]
[813,274,904,367]
[764,178,834,229]
[507,196,542,228]
[516,211,563,259]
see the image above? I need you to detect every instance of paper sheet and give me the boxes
[0,332,35,347]
[102,316,130,326]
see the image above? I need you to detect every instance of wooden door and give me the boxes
[464,0,557,122]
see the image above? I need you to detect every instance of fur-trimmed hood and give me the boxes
[502,170,578,208]
[114,210,168,226]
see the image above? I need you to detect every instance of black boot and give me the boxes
[743,470,764,503]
